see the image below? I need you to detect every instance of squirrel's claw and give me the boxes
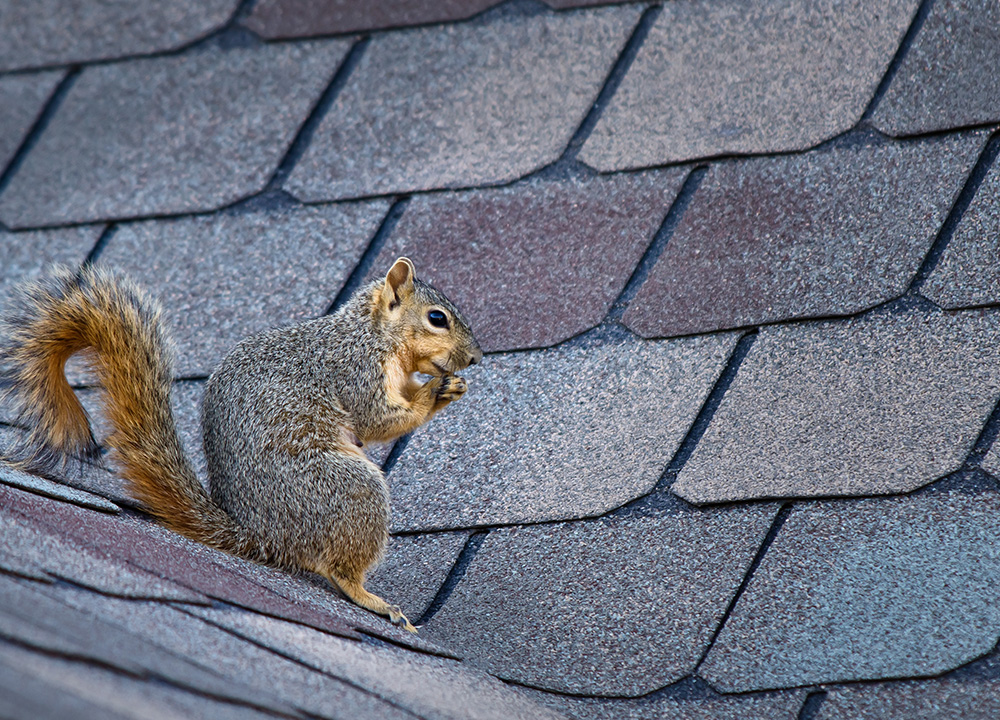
[389,606,418,633]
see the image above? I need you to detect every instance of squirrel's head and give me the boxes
[377,257,483,375]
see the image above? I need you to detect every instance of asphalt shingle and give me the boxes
[372,171,686,352]
[0,71,63,171]
[0,640,289,720]
[673,307,1000,504]
[0,463,118,513]
[367,532,468,622]
[284,5,641,202]
[0,0,240,71]
[244,0,638,38]
[922,151,1000,309]
[819,672,1000,720]
[188,605,568,720]
[244,0,501,38]
[0,41,351,228]
[623,133,988,338]
[580,0,918,170]
[389,330,739,531]
[872,0,1000,136]
[524,684,806,720]
[0,226,103,303]
[48,590,414,720]
[0,509,205,602]
[423,506,778,695]
[93,202,387,376]
[700,487,1000,692]
[0,575,295,714]
[0,484,368,641]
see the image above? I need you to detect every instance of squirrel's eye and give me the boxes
[427,310,449,329]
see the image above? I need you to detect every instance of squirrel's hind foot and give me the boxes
[324,570,418,634]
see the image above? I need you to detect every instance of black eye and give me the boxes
[428,310,449,328]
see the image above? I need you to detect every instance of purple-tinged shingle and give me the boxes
[0,41,351,228]
[0,0,241,72]
[872,0,1000,136]
[700,490,1000,691]
[624,133,988,338]
[673,308,1000,504]
[0,507,205,602]
[372,171,686,352]
[388,331,738,531]
[244,0,501,39]
[423,507,779,695]
[581,0,919,170]
[243,0,639,38]
[285,6,642,201]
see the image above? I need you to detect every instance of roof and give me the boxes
[2,0,1000,718]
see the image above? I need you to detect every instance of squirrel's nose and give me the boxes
[469,345,483,365]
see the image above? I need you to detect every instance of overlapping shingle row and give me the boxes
[3,0,1000,718]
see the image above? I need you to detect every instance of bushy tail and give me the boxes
[0,265,260,558]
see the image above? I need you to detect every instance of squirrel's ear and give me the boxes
[383,257,415,309]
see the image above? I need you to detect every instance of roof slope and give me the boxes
[3,0,1000,718]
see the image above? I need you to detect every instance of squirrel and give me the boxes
[0,257,481,633]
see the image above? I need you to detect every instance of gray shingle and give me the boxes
[188,605,569,720]
[0,463,119,513]
[423,507,778,695]
[0,575,295,714]
[0,0,240,71]
[623,133,988,338]
[673,307,1000,504]
[371,171,686,352]
[367,533,468,622]
[285,6,641,201]
[872,0,1000,136]
[922,154,1000,309]
[0,225,103,304]
[580,0,918,170]
[77,380,208,487]
[48,590,414,720]
[0,71,63,171]
[94,202,387,376]
[819,673,1000,720]
[0,641,289,720]
[388,331,739,531]
[523,684,806,720]
[0,41,351,228]
[700,488,1000,691]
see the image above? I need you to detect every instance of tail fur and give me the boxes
[0,265,258,558]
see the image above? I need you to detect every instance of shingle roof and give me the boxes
[3,1,1000,718]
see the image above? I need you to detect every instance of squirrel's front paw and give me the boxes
[434,374,467,404]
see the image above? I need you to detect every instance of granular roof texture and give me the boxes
[2,1,1000,718]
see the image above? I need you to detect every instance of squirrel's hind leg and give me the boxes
[324,571,418,633]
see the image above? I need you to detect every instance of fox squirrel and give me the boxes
[0,257,481,633]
